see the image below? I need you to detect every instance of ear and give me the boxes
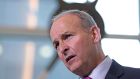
[90,26,101,43]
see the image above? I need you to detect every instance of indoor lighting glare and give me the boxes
[22,42,35,79]
[63,0,87,3]
[27,0,39,30]
[40,45,54,59]
[29,0,39,12]
[27,13,37,29]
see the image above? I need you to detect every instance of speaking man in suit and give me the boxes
[49,9,140,79]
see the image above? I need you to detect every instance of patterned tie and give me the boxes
[83,77,92,79]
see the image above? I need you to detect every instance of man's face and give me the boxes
[50,14,99,76]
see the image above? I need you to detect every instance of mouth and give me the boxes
[66,55,76,63]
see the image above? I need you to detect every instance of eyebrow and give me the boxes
[52,31,74,45]
[53,39,58,46]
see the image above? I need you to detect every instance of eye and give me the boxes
[63,34,73,40]
[54,41,59,50]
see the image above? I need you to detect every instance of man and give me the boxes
[50,10,140,79]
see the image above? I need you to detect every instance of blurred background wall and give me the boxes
[0,0,139,79]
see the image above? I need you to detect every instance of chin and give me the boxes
[67,61,84,76]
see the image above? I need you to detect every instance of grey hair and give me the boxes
[52,9,97,28]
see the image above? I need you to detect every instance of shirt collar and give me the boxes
[80,56,112,79]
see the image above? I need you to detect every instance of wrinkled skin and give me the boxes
[50,14,105,76]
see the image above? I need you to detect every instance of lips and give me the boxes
[65,55,76,62]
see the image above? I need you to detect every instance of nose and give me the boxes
[58,42,69,56]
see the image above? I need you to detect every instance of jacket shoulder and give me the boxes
[106,60,140,79]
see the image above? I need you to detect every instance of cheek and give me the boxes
[75,37,93,60]
[69,37,82,51]
[70,37,90,58]
[58,53,65,62]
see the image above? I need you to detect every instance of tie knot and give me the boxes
[83,77,92,79]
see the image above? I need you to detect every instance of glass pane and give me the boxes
[88,0,96,3]
[96,0,139,35]
[101,38,140,68]
[0,0,57,29]
[47,60,78,79]
[0,38,55,79]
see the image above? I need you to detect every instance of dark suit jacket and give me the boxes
[105,60,140,79]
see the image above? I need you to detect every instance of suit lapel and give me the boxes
[105,74,118,79]
[105,60,124,79]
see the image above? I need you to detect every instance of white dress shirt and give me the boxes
[80,56,112,79]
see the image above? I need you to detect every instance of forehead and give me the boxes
[52,14,82,29]
[50,14,83,39]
